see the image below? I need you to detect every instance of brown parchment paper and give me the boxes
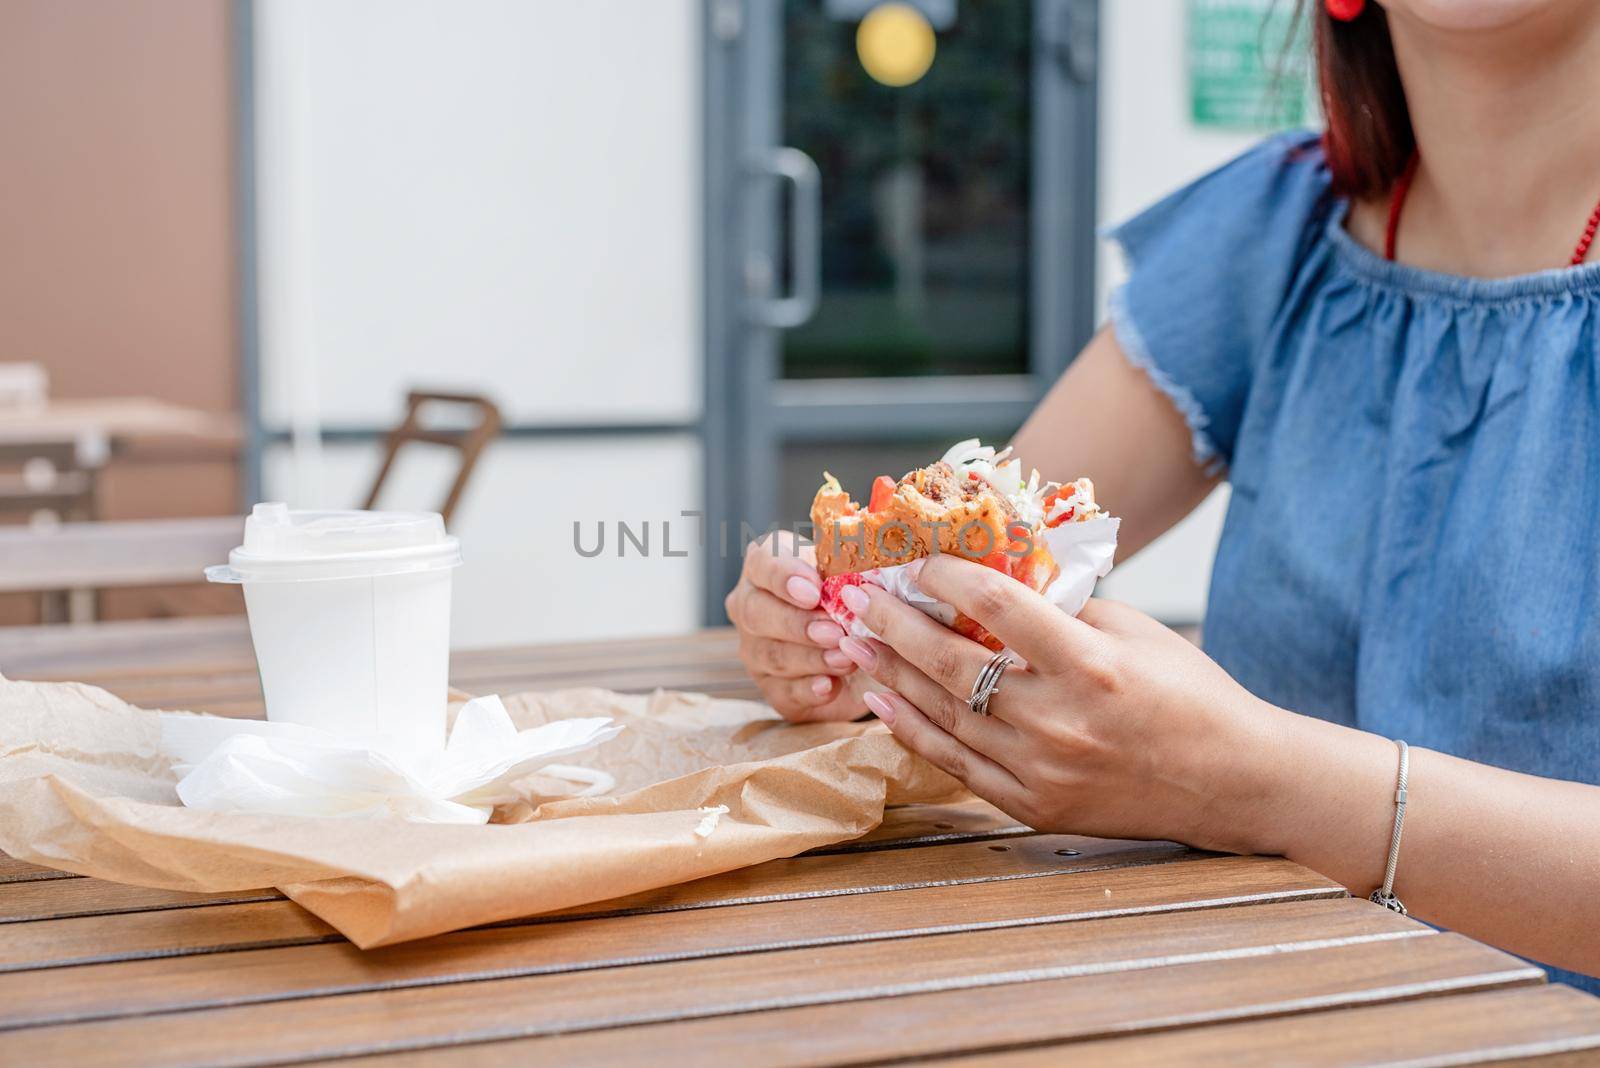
[0,675,962,947]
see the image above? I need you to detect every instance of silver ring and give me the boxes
[967,652,1016,717]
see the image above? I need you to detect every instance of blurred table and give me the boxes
[0,517,244,625]
[3,631,1600,1065]
[0,399,244,620]
[0,624,763,712]
[0,516,242,594]
[0,397,241,463]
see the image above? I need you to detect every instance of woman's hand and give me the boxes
[836,559,1600,977]
[835,553,1284,853]
[725,532,867,722]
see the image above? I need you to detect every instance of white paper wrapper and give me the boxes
[822,514,1121,649]
[159,694,622,825]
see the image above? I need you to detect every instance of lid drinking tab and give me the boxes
[206,503,462,584]
[241,504,450,558]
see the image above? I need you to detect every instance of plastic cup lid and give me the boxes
[205,503,462,584]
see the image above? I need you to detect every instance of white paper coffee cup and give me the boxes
[206,503,462,768]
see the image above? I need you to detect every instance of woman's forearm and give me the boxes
[1011,326,1218,560]
[1234,703,1600,976]
[836,545,1599,976]
[1006,327,1600,974]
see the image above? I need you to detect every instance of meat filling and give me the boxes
[901,461,1020,521]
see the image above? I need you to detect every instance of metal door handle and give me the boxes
[1047,0,1097,85]
[744,146,821,328]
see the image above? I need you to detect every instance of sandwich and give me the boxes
[811,439,1107,651]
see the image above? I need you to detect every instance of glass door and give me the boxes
[703,0,1099,617]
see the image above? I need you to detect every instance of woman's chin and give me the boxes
[1386,0,1593,34]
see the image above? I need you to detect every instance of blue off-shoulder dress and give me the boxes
[1108,131,1600,992]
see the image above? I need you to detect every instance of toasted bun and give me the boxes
[811,469,1018,578]
[810,444,1100,650]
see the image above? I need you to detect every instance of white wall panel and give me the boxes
[255,0,701,429]
[1092,0,1281,623]
[264,435,702,648]
[1097,0,1272,307]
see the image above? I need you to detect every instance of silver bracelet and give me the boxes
[1369,739,1409,915]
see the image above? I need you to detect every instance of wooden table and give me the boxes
[0,517,243,595]
[0,398,243,622]
[5,630,1600,1066]
[0,516,245,625]
[0,397,241,463]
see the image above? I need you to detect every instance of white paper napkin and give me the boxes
[159,695,622,824]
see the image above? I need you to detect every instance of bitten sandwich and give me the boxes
[812,439,1105,651]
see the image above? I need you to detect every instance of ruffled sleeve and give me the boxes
[1106,130,1333,472]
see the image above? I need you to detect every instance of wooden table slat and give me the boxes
[60,665,763,717]
[0,801,1027,923]
[1,898,1423,1067]
[0,619,742,684]
[0,834,1190,969]
[816,797,1028,852]
[0,853,1335,1030]
[29,675,767,722]
[43,660,755,708]
[3,624,756,721]
[0,855,75,885]
[325,933,1543,1068]
[0,517,244,595]
[0,879,280,924]
[951,984,1600,1067]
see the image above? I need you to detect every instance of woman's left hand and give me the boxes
[836,553,1284,854]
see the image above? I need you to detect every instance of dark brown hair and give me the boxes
[1309,2,1415,198]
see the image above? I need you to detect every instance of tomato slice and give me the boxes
[867,475,897,513]
[1041,487,1076,528]
[978,550,1014,577]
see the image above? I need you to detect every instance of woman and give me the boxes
[723,0,1600,988]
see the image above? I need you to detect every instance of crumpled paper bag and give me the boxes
[0,675,961,947]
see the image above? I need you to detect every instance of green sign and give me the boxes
[1187,0,1314,131]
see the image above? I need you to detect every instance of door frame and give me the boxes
[701,0,1100,621]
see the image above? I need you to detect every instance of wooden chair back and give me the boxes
[363,391,502,526]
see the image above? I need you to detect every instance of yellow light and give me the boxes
[856,3,936,88]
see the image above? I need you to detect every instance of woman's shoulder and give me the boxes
[1103,131,1336,472]
[1108,130,1334,263]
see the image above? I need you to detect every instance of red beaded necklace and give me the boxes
[1385,151,1600,267]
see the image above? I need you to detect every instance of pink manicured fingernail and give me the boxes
[840,585,870,614]
[839,636,877,670]
[823,649,852,670]
[863,690,896,724]
[786,576,821,608]
[806,620,845,647]
[810,676,832,698]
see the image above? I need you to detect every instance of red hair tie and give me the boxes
[1326,0,1365,21]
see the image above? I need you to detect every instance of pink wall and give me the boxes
[0,0,242,619]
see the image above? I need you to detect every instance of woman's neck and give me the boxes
[1358,4,1600,276]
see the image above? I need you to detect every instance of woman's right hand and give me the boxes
[725,532,866,721]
